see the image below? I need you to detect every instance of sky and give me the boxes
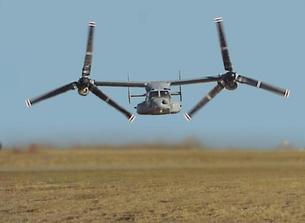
[0,0,304,148]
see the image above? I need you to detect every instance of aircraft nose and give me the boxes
[153,98,170,108]
[161,99,169,105]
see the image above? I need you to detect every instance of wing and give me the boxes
[94,80,147,88]
[169,75,222,86]
[94,75,222,88]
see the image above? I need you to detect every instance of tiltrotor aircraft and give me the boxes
[26,17,290,122]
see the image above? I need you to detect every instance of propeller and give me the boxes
[82,21,95,76]
[214,17,233,72]
[235,75,290,98]
[184,83,224,121]
[185,17,290,120]
[25,82,77,107]
[89,83,135,122]
[26,22,135,122]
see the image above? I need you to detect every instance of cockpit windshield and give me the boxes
[149,90,170,98]
[160,90,170,97]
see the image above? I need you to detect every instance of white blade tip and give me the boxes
[184,113,192,122]
[128,114,136,123]
[214,17,223,22]
[284,89,290,98]
[89,21,96,27]
[25,99,32,108]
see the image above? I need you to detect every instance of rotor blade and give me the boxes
[89,84,135,122]
[25,82,77,107]
[235,75,290,98]
[214,17,233,72]
[184,83,224,121]
[82,21,96,76]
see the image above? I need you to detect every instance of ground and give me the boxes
[1,146,305,222]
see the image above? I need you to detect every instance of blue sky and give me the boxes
[0,0,304,148]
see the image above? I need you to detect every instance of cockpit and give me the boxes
[149,90,170,99]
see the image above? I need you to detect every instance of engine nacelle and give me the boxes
[224,81,238,90]
[78,87,89,96]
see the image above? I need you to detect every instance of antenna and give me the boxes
[179,70,182,102]
[127,73,131,104]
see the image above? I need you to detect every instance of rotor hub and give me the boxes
[77,77,91,96]
[78,77,91,87]
[223,72,238,90]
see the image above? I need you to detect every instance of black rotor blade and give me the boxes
[214,17,233,72]
[184,83,224,121]
[89,84,135,122]
[82,22,96,76]
[25,82,77,107]
[235,75,290,98]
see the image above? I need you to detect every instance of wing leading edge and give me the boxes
[94,75,221,88]
[169,75,222,86]
[94,81,147,88]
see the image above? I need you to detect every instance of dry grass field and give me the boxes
[1,145,305,222]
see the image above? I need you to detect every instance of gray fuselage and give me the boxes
[136,89,181,115]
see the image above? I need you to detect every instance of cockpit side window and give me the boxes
[149,91,159,98]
